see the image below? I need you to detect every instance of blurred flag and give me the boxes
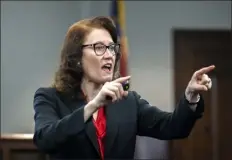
[110,0,129,77]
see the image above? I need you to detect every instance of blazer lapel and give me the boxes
[86,119,100,156]
[104,102,119,157]
[85,100,122,157]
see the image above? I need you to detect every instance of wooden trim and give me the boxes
[1,134,33,140]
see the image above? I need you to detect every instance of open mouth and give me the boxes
[102,63,112,72]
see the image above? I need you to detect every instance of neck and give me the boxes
[81,77,102,102]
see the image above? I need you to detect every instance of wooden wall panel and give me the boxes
[0,134,48,160]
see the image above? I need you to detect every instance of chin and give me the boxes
[100,75,113,83]
[103,77,113,82]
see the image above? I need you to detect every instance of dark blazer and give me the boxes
[33,87,204,160]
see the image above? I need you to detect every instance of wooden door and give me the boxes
[169,30,232,160]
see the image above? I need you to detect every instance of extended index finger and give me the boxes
[114,76,131,83]
[195,65,215,77]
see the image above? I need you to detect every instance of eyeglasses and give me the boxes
[82,42,120,56]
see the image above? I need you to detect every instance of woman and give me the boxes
[33,16,214,159]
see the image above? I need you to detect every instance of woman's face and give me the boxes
[81,28,118,84]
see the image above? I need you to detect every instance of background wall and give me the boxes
[1,1,231,159]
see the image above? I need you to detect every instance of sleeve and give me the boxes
[33,88,85,153]
[134,91,204,140]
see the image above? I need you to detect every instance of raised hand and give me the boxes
[186,65,215,95]
[93,76,131,107]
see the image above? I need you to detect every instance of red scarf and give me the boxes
[93,107,106,160]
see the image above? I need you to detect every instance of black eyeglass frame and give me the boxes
[82,42,120,56]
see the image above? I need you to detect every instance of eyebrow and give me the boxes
[93,41,115,45]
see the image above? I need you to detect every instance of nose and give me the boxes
[103,48,114,58]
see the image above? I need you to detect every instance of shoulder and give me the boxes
[127,90,140,98]
[34,87,57,98]
[127,90,142,101]
[124,90,142,106]
[33,87,58,105]
[126,90,151,107]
